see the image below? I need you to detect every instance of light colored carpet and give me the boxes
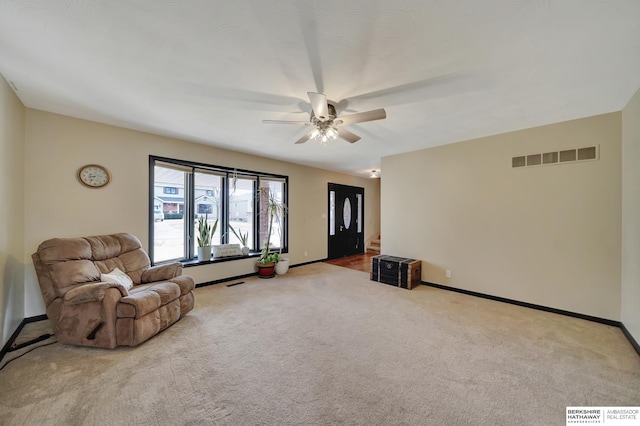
[1,263,638,425]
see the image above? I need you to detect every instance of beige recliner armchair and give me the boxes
[32,233,195,348]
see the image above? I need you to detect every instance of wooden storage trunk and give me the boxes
[370,255,422,290]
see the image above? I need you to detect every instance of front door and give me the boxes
[328,183,364,259]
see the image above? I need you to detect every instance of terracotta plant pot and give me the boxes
[256,261,276,279]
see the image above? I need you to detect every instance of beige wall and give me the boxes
[382,113,622,320]
[0,76,25,346]
[622,87,640,343]
[23,109,380,316]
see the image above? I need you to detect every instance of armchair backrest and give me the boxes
[33,233,151,306]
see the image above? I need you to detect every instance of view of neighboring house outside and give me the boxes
[152,163,266,263]
[153,184,184,219]
[153,176,252,222]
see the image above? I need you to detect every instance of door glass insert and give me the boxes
[329,191,336,236]
[343,197,352,230]
[356,193,362,233]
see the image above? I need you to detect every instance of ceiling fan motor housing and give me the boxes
[311,103,337,125]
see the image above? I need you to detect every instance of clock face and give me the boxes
[78,164,111,188]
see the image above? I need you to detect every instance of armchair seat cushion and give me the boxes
[32,233,195,348]
[117,282,180,318]
[133,281,180,303]
[117,291,161,319]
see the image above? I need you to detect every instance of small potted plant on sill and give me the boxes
[229,224,250,256]
[256,187,287,278]
[197,214,218,261]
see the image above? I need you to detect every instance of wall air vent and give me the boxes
[527,154,542,166]
[512,156,526,168]
[543,152,558,164]
[578,146,597,160]
[559,149,576,162]
[512,145,598,168]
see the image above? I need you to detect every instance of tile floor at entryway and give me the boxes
[324,253,375,273]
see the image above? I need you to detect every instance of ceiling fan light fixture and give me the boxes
[310,124,339,145]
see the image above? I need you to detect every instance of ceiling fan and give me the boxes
[262,92,386,144]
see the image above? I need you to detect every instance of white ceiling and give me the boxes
[1,1,639,177]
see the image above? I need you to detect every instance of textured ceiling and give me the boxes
[1,0,639,177]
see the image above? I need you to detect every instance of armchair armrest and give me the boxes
[63,282,128,305]
[141,262,182,283]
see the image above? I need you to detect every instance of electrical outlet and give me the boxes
[445,270,451,278]
[304,251,308,257]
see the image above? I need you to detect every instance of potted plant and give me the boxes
[275,254,290,275]
[229,224,250,255]
[256,188,287,278]
[197,214,218,261]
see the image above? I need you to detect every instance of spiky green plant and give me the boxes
[229,224,249,247]
[196,214,218,247]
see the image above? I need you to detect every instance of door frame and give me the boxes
[327,182,365,259]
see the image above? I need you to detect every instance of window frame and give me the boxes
[163,186,178,194]
[149,155,288,265]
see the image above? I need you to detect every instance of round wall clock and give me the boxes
[78,164,111,188]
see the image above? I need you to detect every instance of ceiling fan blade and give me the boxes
[337,128,361,144]
[183,83,304,111]
[294,133,311,144]
[345,72,492,108]
[262,120,311,125]
[308,92,329,121]
[335,108,386,126]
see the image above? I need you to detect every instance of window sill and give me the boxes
[181,250,288,268]
[181,252,260,268]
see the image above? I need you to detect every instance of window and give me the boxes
[150,156,288,264]
[153,165,187,261]
[193,170,222,257]
[228,176,255,248]
[259,178,286,249]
